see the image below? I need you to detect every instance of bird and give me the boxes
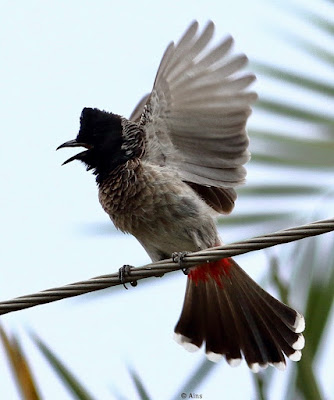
[57,21,305,372]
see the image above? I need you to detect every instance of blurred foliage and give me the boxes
[31,333,96,400]
[126,368,152,400]
[1,1,334,399]
[0,326,41,400]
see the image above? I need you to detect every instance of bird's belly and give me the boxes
[98,161,219,260]
[112,202,217,261]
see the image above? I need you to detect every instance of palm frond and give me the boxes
[30,333,96,400]
[127,367,152,400]
[251,129,334,168]
[171,359,216,400]
[251,61,334,97]
[0,326,41,400]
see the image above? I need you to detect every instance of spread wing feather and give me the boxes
[131,21,257,213]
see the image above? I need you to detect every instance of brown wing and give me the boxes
[130,21,256,214]
[129,94,150,122]
[187,183,236,214]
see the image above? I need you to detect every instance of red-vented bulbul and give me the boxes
[57,21,305,372]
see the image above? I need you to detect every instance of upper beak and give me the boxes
[56,139,92,165]
[56,139,90,150]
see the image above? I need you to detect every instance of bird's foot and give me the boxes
[119,265,138,289]
[172,251,190,275]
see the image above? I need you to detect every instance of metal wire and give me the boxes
[0,218,333,316]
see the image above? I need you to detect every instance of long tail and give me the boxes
[174,258,305,372]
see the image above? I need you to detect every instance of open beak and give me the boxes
[56,139,92,165]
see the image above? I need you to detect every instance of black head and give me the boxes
[57,108,130,183]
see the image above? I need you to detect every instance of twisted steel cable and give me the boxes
[0,218,333,316]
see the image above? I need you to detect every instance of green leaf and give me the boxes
[269,256,289,304]
[303,242,334,358]
[30,333,96,400]
[283,234,334,400]
[251,62,334,97]
[255,99,334,126]
[252,373,266,400]
[127,367,152,400]
[279,31,334,67]
[296,348,324,400]
[217,212,295,226]
[250,129,334,168]
[239,184,323,197]
[171,358,216,400]
[0,326,41,400]
[289,1,334,36]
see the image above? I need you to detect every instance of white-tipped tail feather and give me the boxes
[293,312,305,333]
[227,358,242,368]
[173,333,200,353]
[292,334,305,350]
[288,350,302,362]
[272,361,286,371]
[174,258,305,372]
[206,352,223,363]
[250,363,269,373]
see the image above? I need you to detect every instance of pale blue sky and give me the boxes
[1,0,333,399]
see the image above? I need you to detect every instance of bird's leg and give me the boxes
[119,265,138,289]
[172,251,190,275]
